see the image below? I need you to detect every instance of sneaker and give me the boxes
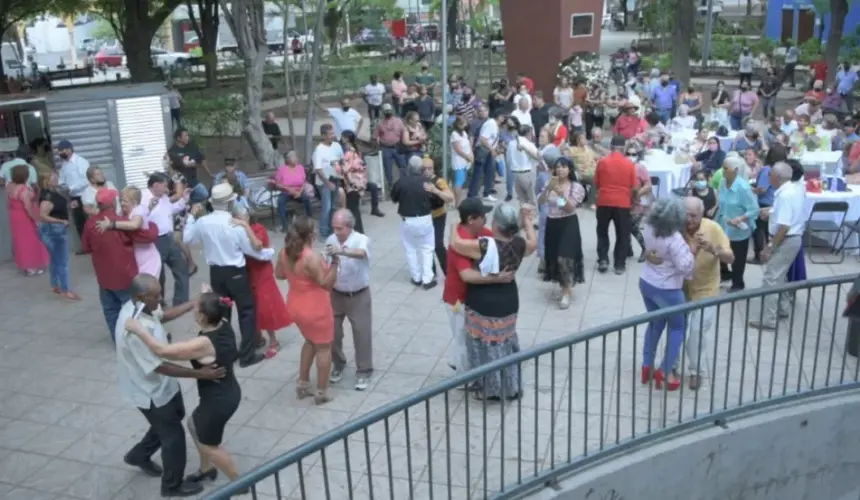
[330,367,344,383]
[355,376,371,391]
[422,279,438,290]
[483,195,497,202]
[559,294,571,310]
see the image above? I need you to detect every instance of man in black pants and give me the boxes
[594,136,638,274]
[182,183,276,368]
[118,274,225,497]
[144,173,190,307]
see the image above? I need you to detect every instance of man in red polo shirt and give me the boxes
[516,73,535,95]
[442,198,513,374]
[82,188,159,341]
[612,103,645,139]
[593,136,638,275]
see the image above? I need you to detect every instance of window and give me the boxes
[570,13,594,38]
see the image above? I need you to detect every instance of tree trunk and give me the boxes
[305,0,328,162]
[220,0,276,169]
[188,0,220,87]
[281,8,297,149]
[746,0,752,16]
[65,16,78,67]
[671,0,695,87]
[824,0,847,86]
[124,28,157,82]
[121,0,183,82]
[447,0,459,50]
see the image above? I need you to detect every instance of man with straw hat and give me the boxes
[182,183,276,368]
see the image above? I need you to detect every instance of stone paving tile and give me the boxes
[0,199,858,499]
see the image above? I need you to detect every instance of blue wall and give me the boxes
[765,0,860,42]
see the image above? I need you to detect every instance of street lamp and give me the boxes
[441,0,449,178]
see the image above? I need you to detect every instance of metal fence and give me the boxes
[208,274,860,499]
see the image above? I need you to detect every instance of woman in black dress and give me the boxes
[126,292,244,489]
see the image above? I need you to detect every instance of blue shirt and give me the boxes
[717,176,760,241]
[668,79,681,97]
[651,85,676,110]
[837,70,858,95]
[213,170,250,191]
[755,166,775,206]
[732,137,762,154]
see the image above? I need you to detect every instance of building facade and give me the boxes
[764,0,860,44]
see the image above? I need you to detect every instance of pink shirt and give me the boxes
[730,90,758,115]
[392,79,407,98]
[274,164,307,188]
[130,205,162,278]
[640,225,695,289]
[569,105,584,127]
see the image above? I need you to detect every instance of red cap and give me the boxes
[95,188,119,206]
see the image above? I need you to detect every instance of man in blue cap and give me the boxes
[57,139,91,240]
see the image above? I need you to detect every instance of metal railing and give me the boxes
[208,274,860,499]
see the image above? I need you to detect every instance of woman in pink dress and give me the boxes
[270,151,312,232]
[6,164,48,275]
[94,186,162,278]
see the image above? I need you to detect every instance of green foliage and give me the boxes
[89,18,117,40]
[641,53,673,72]
[182,92,243,138]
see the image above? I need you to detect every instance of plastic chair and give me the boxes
[835,215,860,257]
[804,200,849,264]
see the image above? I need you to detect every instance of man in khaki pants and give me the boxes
[326,209,374,391]
[504,118,540,206]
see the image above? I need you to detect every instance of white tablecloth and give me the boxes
[797,151,843,174]
[643,155,692,198]
[805,186,860,250]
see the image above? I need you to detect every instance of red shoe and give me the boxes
[653,369,681,391]
[640,366,652,385]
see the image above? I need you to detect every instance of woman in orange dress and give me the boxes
[231,205,292,359]
[6,164,48,276]
[275,216,338,404]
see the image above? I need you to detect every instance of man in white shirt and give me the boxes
[510,96,533,133]
[143,173,191,307]
[325,209,374,391]
[117,273,224,497]
[750,162,806,330]
[468,110,505,201]
[505,118,540,206]
[0,144,37,186]
[312,123,345,238]
[327,98,364,137]
[81,166,119,216]
[183,183,276,368]
[363,74,387,126]
[57,139,91,238]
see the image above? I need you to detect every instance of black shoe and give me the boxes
[728,286,745,293]
[637,252,646,263]
[239,353,265,368]
[614,266,626,275]
[371,209,385,217]
[504,194,513,202]
[489,188,498,194]
[748,257,763,265]
[422,279,438,290]
[598,260,609,273]
[411,279,422,286]
[161,481,204,497]
[124,453,163,477]
[185,468,218,483]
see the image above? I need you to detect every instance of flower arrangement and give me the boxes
[557,51,610,88]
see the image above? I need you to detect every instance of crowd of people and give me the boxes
[2,43,858,496]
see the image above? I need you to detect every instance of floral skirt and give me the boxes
[464,308,521,399]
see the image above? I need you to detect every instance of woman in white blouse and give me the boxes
[450,116,474,206]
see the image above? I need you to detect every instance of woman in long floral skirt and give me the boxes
[449,204,537,400]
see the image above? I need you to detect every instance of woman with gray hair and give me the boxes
[449,203,537,400]
[730,123,763,154]
[639,197,696,391]
[716,152,760,291]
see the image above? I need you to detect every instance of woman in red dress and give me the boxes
[232,206,292,359]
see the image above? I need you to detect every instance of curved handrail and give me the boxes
[208,273,857,499]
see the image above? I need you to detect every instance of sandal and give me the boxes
[264,342,280,359]
[62,291,81,301]
[313,390,332,405]
[296,381,313,400]
[52,286,61,295]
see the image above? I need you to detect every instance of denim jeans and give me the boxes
[277,192,312,231]
[655,108,672,124]
[39,222,70,292]
[729,113,749,131]
[380,147,406,188]
[100,288,132,342]
[639,278,687,373]
[189,183,209,205]
[318,182,339,237]
[468,147,494,198]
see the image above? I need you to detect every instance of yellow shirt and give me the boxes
[683,218,730,301]
[567,146,597,179]
[431,177,450,218]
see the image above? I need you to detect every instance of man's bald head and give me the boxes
[130,274,162,311]
[684,196,704,233]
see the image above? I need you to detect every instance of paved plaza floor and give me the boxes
[0,199,858,499]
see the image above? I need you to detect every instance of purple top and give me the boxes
[640,224,696,290]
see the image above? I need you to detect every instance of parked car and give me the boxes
[151,48,191,68]
[353,28,394,53]
[93,47,124,69]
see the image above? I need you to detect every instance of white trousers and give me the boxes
[678,306,716,376]
[400,215,435,284]
[444,303,469,373]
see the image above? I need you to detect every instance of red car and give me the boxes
[93,47,124,68]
